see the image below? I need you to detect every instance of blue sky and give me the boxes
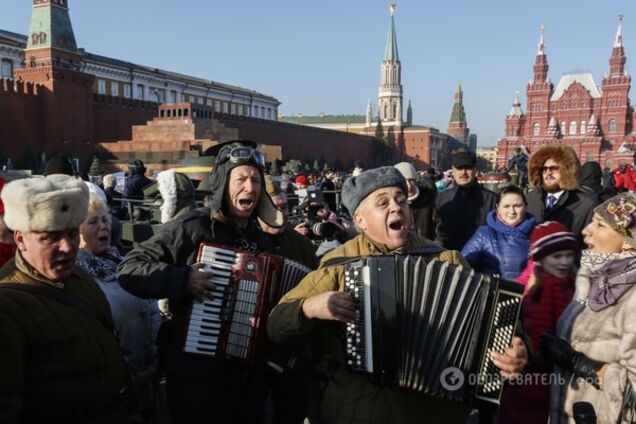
[2,0,635,146]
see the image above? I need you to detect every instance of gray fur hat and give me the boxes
[342,166,408,215]
[2,175,89,232]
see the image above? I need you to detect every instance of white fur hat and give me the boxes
[2,175,89,232]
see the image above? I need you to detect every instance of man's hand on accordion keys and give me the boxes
[301,291,355,323]
[187,262,216,301]
[490,336,528,379]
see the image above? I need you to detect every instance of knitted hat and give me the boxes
[341,166,407,215]
[595,194,636,247]
[2,175,89,233]
[0,176,5,215]
[394,162,417,180]
[529,221,578,261]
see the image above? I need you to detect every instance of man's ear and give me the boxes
[354,212,366,231]
[14,231,26,252]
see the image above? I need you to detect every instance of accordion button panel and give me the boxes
[344,266,373,372]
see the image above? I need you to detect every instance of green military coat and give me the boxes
[0,254,126,424]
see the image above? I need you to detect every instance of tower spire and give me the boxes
[615,14,624,48]
[448,84,470,147]
[384,3,399,61]
[378,4,403,124]
[537,24,545,55]
[609,14,627,77]
[533,24,549,83]
[454,81,463,103]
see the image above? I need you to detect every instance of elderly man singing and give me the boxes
[117,140,284,423]
[0,175,126,423]
[267,166,528,424]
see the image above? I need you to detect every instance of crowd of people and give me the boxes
[0,140,635,424]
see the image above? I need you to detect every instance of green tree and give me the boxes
[88,155,104,176]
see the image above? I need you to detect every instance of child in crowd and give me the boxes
[498,221,578,424]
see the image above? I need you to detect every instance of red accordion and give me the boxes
[184,242,311,365]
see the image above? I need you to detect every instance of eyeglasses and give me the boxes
[541,165,560,173]
[219,146,265,167]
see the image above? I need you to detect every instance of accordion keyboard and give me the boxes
[184,246,236,357]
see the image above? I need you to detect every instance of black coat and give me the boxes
[410,179,437,240]
[526,188,598,246]
[434,180,497,250]
[123,173,152,198]
[117,208,273,423]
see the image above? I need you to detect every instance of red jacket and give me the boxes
[498,260,575,424]
[614,165,636,191]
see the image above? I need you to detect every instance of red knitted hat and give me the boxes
[530,221,578,261]
[295,175,308,185]
[0,176,5,215]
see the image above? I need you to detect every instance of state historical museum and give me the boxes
[498,17,636,168]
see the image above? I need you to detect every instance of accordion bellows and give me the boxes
[344,255,524,405]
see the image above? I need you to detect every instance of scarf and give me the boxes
[581,250,636,311]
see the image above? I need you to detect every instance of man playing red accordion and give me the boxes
[118,140,284,423]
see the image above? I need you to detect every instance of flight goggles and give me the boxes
[219,145,265,167]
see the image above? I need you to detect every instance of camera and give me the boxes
[291,188,340,241]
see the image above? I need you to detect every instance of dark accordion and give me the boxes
[184,243,311,365]
[344,255,524,405]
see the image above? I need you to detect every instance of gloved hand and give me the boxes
[539,333,604,389]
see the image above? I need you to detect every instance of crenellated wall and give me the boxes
[0,78,44,165]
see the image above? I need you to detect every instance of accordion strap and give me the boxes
[321,244,447,268]
[321,255,365,268]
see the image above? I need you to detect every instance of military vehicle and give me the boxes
[120,156,215,246]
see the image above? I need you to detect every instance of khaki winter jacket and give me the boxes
[0,254,127,424]
[268,231,473,424]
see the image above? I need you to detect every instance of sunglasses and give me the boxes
[541,165,560,173]
[218,146,265,167]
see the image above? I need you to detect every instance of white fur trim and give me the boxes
[2,175,89,232]
[157,169,177,224]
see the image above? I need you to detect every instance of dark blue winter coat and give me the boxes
[460,210,536,279]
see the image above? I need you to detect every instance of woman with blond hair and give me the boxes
[76,193,162,422]
[541,194,636,422]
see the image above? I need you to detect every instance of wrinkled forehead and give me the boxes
[228,164,261,178]
[366,186,405,201]
[543,158,560,166]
